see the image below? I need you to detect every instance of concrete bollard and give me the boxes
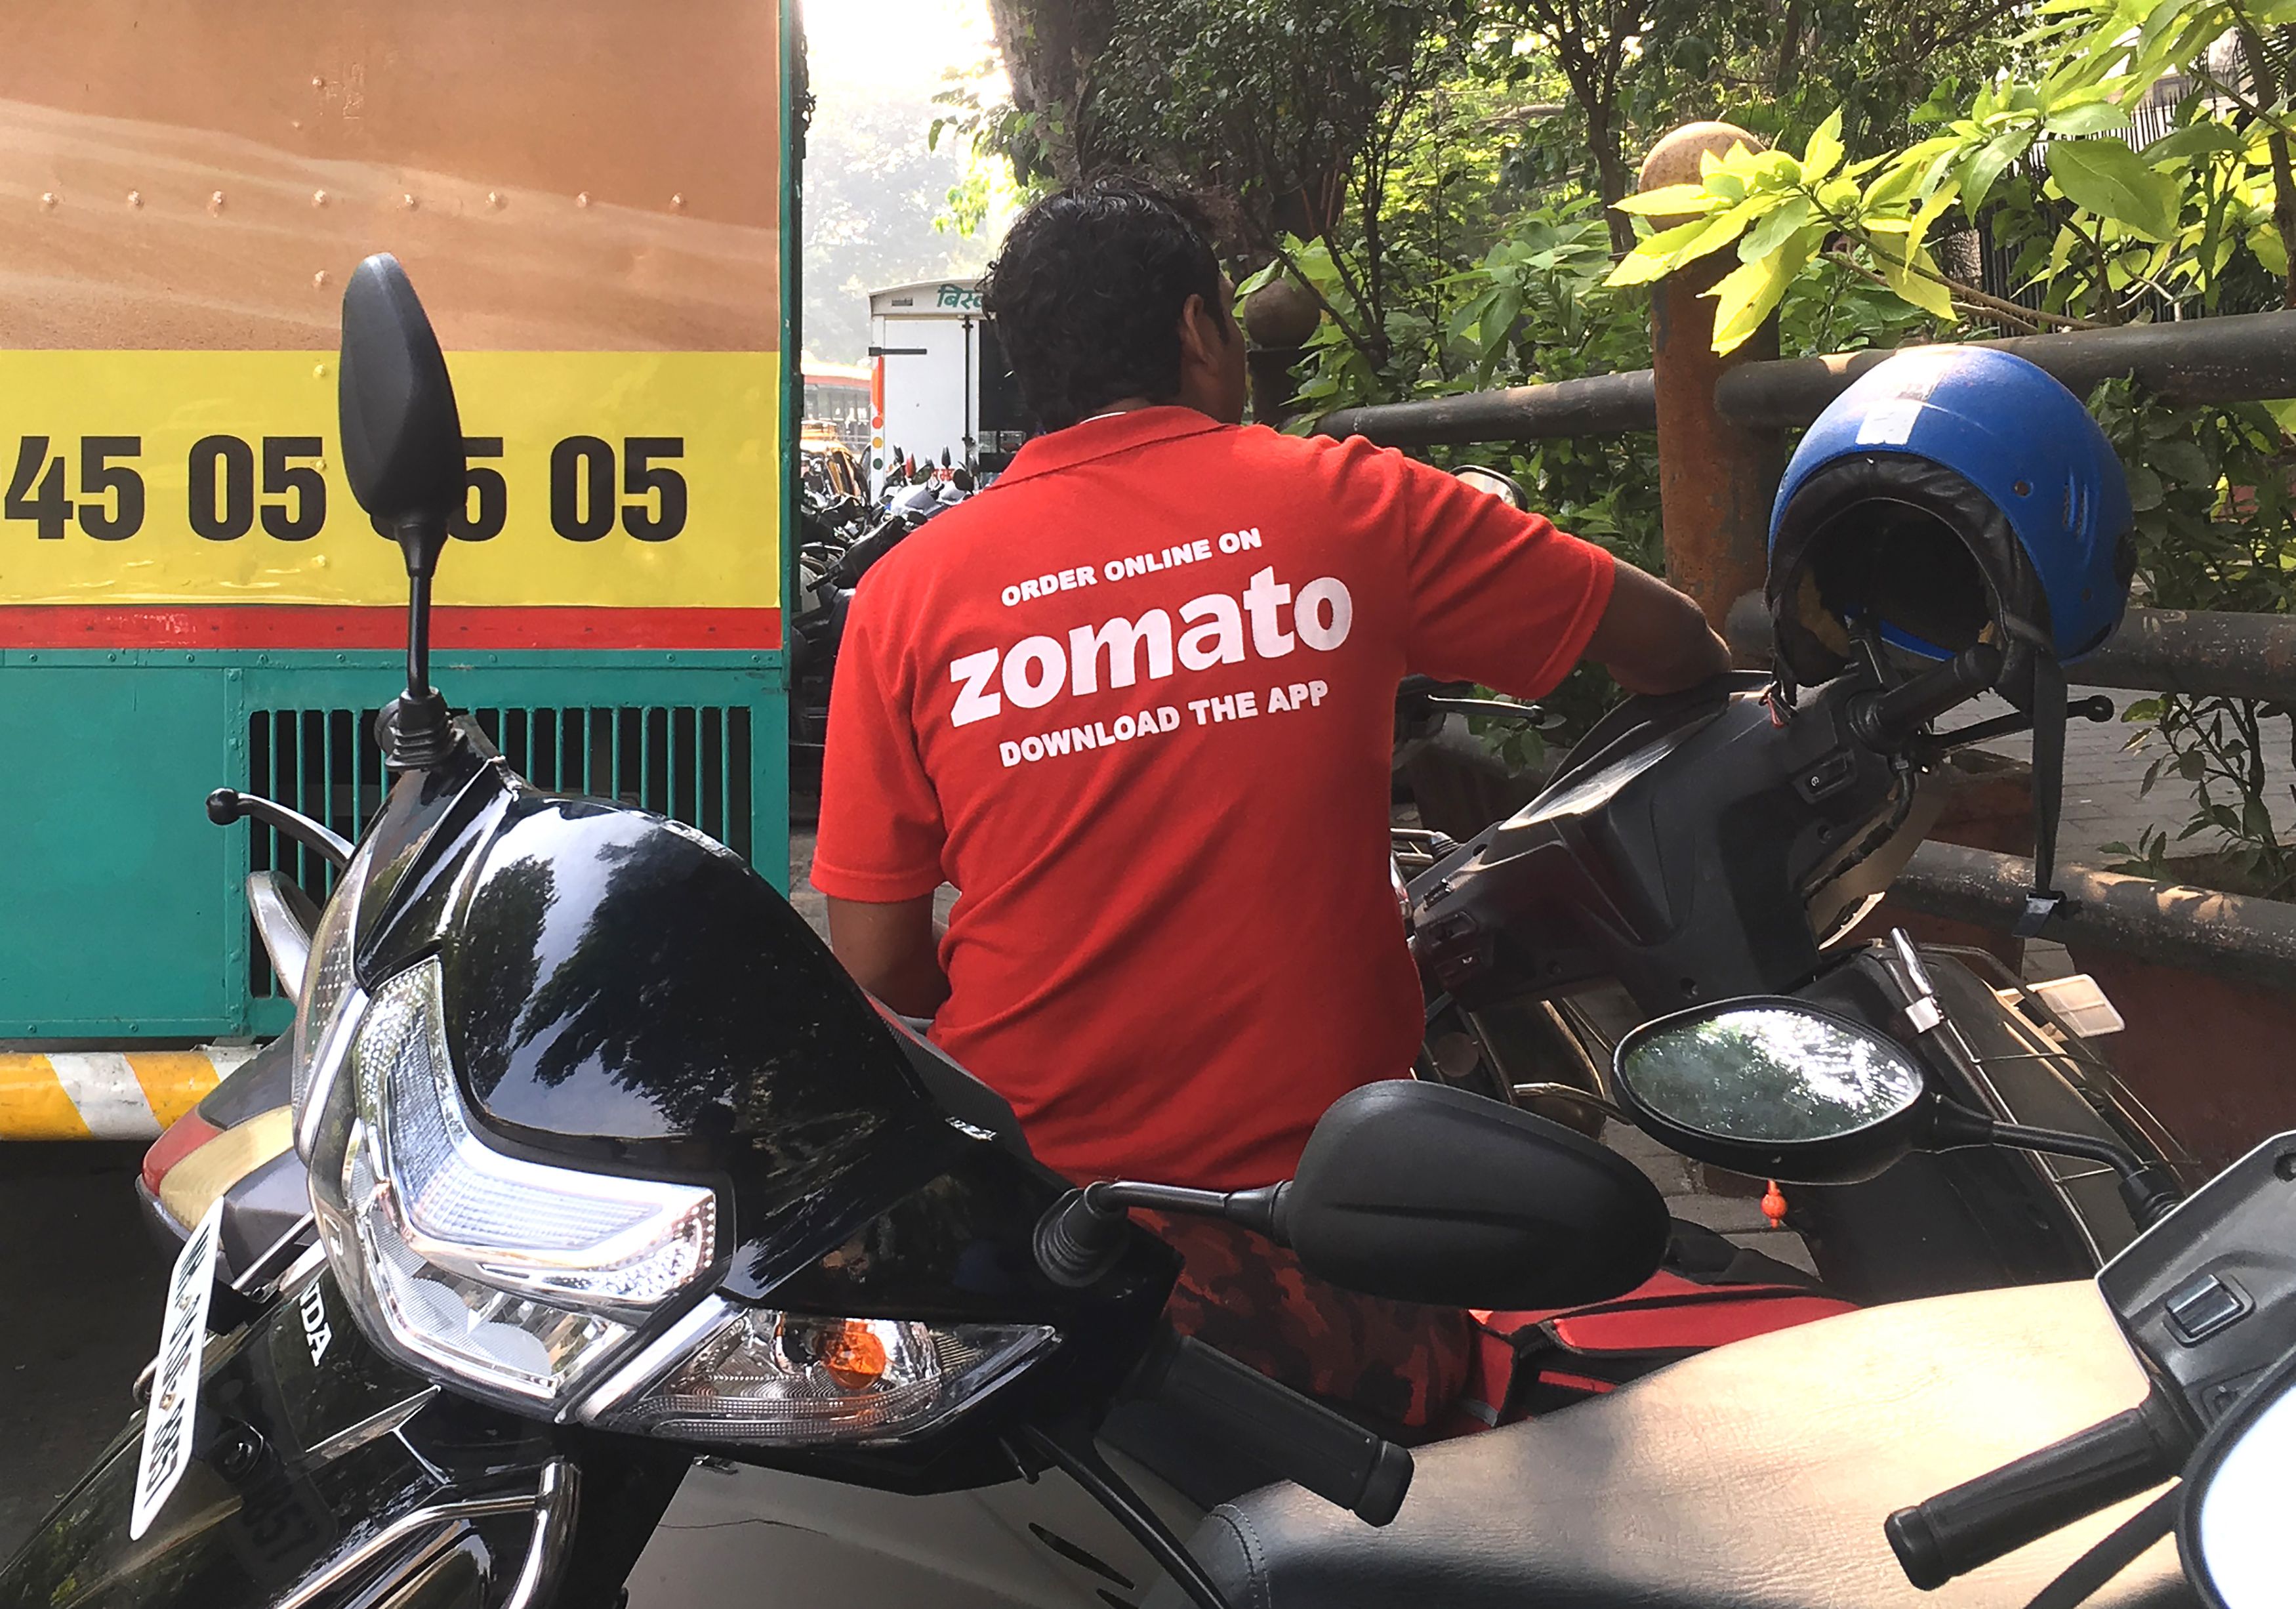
[1639,122,1788,656]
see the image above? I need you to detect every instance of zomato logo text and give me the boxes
[947,566,1353,730]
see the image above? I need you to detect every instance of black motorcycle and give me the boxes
[0,256,1670,1609]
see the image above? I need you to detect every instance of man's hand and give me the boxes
[827,894,950,1020]
[1584,564,1733,696]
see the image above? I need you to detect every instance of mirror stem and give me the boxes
[407,569,433,703]
[1932,1101,2182,1227]
[1034,1180,1291,1287]
[380,512,455,771]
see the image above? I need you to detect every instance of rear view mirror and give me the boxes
[1283,1080,1668,1309]
[1452,465,1528,511]
[337,253,468,768]
[2181,1353,2296,1608]
[1613,997,1929,1184]
[338,253,465,575]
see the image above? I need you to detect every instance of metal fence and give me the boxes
[1317,130,2296,992]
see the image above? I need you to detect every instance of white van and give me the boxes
[865,279,1027,491]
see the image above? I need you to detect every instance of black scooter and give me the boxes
[1400,640,2192,1303]
[1171,993,2296,1609]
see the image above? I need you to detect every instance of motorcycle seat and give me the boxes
[1166,1280,2196,1609]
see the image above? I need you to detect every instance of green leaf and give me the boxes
[1881,243,1958,320]
[2141,122,2244,165]
[2127,462,2166,510]
[1708,227,1819,353]
[1235,259,1283,298]
[1603,217,1710,287]
[2148,438,2215,486]
[1802,108,1845,186]
[1961,126,2035,213]
[2048,137,2181,241]
[2045,100,2129,137]
[1740,194,1817,259]
[1614,183,1715,216]
[2251,222,2289,278]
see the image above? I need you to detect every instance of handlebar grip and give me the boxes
[1130,1329,1413,1526]
[1854,642,2004,750]
[1884,1400,2183,1590]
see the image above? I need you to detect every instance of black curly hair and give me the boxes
[981,178,1231,432]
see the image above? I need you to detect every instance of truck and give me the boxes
[865,278,1027,490]
[0,0,798,1127]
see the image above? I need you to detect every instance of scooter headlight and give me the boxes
[575,1297,1054,1446]
[309,958,719,1410]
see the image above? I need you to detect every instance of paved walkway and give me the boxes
[1969,685,2294,866]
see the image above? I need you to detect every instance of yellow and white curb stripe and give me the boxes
[0,1047,259,1140]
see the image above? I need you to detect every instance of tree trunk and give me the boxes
[1774,0,1806,96]
[1586,100,1635,255]
[983,0,1117,186]
[2236,26,2296,309]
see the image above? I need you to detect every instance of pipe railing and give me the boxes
[1319,306,2296,444]
[1307,121,2296,980]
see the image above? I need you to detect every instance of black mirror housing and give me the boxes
[338,253,465,572]
[1612,997,1932,1186]
[1285,1081,1669,1310]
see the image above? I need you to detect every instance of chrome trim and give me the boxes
[569,1295,734,1424]
[270,1457,571,1609]
[230,1215,319,1297]
[304,1387,438,1465]
[245,872,315,1008]
[505,1459,580,1609]
[295,981,367,1163]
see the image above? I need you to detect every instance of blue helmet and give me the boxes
[1766,346,2133,707]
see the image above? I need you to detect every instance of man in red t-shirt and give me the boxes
[813,181,1726,1430]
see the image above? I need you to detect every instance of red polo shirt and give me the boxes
[811,407,1614,1190]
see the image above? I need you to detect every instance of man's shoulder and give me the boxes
[1181,420,1401,474]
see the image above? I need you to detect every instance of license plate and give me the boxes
[130,1199,224,1541]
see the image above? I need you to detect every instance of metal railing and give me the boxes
[1315,123,2296,990]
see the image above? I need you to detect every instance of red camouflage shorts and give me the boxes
[1136,1209,1473,1435]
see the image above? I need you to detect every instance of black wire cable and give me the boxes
[2019,1486,2180,1609]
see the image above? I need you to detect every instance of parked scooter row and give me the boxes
[789,465,972,757]
[3,261,2280,1609]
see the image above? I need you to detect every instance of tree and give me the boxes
[980,0,1121,186]
[1482,0,1647,251]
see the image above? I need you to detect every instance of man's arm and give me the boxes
[827,894,950,1020]
[1582,562,1732,696]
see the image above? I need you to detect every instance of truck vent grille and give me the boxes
[247,705,753,998]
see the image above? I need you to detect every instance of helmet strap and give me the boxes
[2016,648,2072,937]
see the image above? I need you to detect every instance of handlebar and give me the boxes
[206,787,354,870]
[1850,642,2004,752]
[1883,1392,2186,1589]
[1128,1327,1414,1526]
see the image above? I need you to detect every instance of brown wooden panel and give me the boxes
[0,0,780,350]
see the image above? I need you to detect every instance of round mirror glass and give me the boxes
[2192,1375,2296,1608]
[1617,1003,1925,1144]
[1453,465,1528,511]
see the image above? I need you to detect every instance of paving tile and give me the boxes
[1726,1230,1820,1278]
